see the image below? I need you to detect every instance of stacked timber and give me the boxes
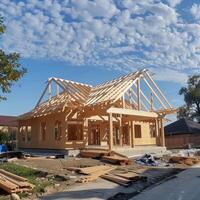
[67,165,116,183]
[101,155,132,165]
[0,169,34,194]
[101,172,147,187]
[80,149,109,158]
[67,165,146,186]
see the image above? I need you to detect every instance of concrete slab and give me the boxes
[130,164,200,200]
[41,178,124,200]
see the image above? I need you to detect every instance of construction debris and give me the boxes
[169,156,199,166]
[0,169,34,194]
[77,165,116,183]
[101,172,147,187]
[80,149,109,158]
[101,155,131,165]
[66,165,114,175]
[0,151,23,159]
[135,154,158,166]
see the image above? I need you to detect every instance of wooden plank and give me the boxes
[101,155,131,165]
[101,174,131,186]
[0,169,28,182]
[114,172,147,181]
[109,113,113,151]
[77,166,115,183]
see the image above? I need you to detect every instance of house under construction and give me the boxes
[18,69,176,151]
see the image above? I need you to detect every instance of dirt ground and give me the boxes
[9,156,190,199]
[3,157,195,200]
[14,157,102,175]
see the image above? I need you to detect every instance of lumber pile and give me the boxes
[0,169,34,194]
[101,172,147,187]
[169,156,199,166]
[101,155,132,165]
[80,150,109,158]
[67,165,146,186]
[66,165,114,175]
[67,165,116,183]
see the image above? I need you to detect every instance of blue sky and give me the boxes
[1,0,200,119]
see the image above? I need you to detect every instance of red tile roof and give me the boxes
[0,115,18,127]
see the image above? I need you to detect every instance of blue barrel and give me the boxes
[0,144,8,153]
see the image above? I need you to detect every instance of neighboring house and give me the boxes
[0,115,18,133]
[165,118,200,149]
[18,69,176,151]
[0,115,18,143]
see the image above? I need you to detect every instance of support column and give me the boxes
[128,121,132,147]
[131,121,135,148]
[64,116,68,142]
[16,125,20,151]
[83,118,88,146]
[119,114,123,146]
[160,118,165,147]
[109,113,113,151]
[155,119,159,146]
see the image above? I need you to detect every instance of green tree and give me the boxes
[178,75,200,122]
[0,17,26,100]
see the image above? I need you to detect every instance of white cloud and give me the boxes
[191,4,200,20]
[167,0,182,8]
[0,0,200,83]
[151,68,188,85]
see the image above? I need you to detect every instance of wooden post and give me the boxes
[160,118,165,147]
[109,113,113,151]
[131,121,135,148]
[155,119,160,146]
[137,78,141,110]
[83,118,88,146]
[65,114,68,143]
[119,114,123,146]
[16,125,20,151]
[128,121,132,147]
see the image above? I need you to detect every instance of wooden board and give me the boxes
[101,155,131,165]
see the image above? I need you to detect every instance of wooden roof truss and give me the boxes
[20,69,175,119]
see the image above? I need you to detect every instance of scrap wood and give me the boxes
[101,174,131,187]
[67,165,114,175]
[77,166,116,183]
[80,150,109,158]
[169,156,199,166]
[113,172,147,182]
[101,155,131,165]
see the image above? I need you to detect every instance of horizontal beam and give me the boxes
[107,107,158,118]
